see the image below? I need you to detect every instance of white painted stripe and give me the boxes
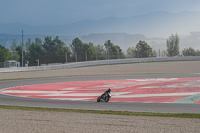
[41,93,102,96]
[112,92,200,98]
[133,78,178,82]
[1,90,73,94]
[2,90,200,98]
[141,81,200,88]
[61,87,80,90]
[40,92,129,97]
[2,90,129,97]
[49,98,91,101]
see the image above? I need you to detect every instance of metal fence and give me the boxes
[39,52,125,66]
[0,62,4,68]
[1,53,200,68]
[1,56,200,72]
[0,52,126,67]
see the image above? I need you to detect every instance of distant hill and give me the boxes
[0,11,200,38]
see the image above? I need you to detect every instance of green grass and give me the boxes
[0,105,200,118]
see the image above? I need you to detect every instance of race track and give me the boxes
[1,74,200,113]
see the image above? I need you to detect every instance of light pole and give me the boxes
[21,30,24,67]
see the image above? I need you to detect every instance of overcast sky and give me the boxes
[1,0,200,25]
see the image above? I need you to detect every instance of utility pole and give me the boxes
[22,30,24,67]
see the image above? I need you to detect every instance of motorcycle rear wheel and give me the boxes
[97,96,101,102]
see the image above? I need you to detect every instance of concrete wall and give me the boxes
[1,56,200,72]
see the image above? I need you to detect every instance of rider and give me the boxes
[102,88,111,96]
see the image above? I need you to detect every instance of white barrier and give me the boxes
[1,56,200,72]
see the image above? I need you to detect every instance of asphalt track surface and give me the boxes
[1,74,200,113]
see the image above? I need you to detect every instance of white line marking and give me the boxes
[50,98,91,101]
[112,92,200,98]
[1,90,73,94]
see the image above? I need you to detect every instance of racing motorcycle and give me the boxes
[97,92,111,102]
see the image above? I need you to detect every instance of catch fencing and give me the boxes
[39,52,124,66]
[1,56,200,72]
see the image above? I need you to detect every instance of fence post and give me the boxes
[85,50,87,61]
[107,50,110,60]
[117,50,119,59]
[65,52,67,63]
[75,52,77,62]
[159,49,160,57]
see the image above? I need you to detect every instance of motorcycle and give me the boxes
[97,92,111,102]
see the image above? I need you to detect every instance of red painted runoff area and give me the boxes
[1,78,200,103]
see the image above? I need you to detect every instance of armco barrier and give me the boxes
[1,56,200,72]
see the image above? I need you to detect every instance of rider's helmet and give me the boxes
[108,88,111,93]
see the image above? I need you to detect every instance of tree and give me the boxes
[15,45,25,66]
[0,44,10,62]
[166,34,180,56]
[41,36,70,64]
[182,47,196,56]
[26,38,31,52]
[10,39,17,51]
[70,38,84,61]
[35,38,42,45]
[27,42,44,65]
[71,38,96,61]
[8,40,20,61]
[115,45,125,59]
[182,47,200,56]
[83,42,96,61]
[127,47,137,58]
[43,36,68,55]
[71,38,83,54]
[196,50,200,56]
[9,52,20,61]
[104,40,124,59]
[43,36,56,56]
[104,40,115,59]
[152,50,157,57]
[135,40,153,58]
[53,36,66,55]
[161,50,168,57]
[95,44,106,60]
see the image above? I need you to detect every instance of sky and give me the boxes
[1,0,200,26]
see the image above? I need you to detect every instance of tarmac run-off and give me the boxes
[1,77,200,104]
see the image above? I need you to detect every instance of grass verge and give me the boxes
[0,105,200,118]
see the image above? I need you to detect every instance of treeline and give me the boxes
[1,36,126,66]
[182,47,200,56]
[127,33,200,58]
[1,34,200,67]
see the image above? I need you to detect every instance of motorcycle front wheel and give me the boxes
[105,97,110,102]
